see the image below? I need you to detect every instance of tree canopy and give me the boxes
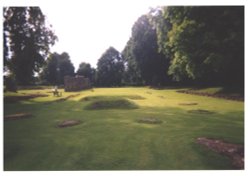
[3,6,243,89]
[122,38,143,86]
[122,13,171,86]
[3,7,57,85]
[157,6,244,86]
[40,52,75,85]
[96,47,124,87]
[76,62,96,84]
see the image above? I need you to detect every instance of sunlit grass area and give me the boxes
[4,87,244,170]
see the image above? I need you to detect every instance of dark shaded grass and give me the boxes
[136,117,163,124]
[188,109,215,114]
[57,120,82,128]
[81,95,145,101]
[4,113,33,121]
[4,89,244,170]
[84,97,139,110]
[179,102,198,106]
[4,94,48,103]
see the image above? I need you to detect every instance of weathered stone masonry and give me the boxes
[64,76,90,92]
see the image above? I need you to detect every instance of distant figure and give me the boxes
[52,86,62,97]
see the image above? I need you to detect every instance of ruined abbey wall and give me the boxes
[64,76,90,92]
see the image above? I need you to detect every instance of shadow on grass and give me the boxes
[81,95,146,101]
[4,96,244,170]
[83,96,139,110]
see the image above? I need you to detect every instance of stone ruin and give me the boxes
[64,75,90,92]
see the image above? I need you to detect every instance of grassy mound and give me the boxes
[4,94,48,103]
[82,95,145,101]
[158,95,166,99]
[53,94,80,102]
[4,113,33,121]
[57,120,81,128]
[137,117,163,124]
[177,87,243,101]
[84,96,139,110]
[197,137,244,169]
[179,102,198,106]
[123,95,145,100]
[4,87,244,170]
[188,109,215,114]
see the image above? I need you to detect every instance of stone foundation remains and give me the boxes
[64,76,90,92]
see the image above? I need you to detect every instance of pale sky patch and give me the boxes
[40,1,163,70]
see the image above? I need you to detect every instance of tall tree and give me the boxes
[40,52,75,85]
[123,14,170,86]
[122,38,143,85]
[76,62,96,84]
[3,7,57,85]
[157,6,244,86]
[96,47,124,87]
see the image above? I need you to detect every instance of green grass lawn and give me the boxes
[4,87,244,170]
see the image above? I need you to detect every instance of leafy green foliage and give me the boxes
[3,7,57,85]
[4,75,17,92]
[40,52,75,85]
[157,6,244,86]
[96,47,124,87]
[76,62,96,84]
[123,14,171,86]
[122,39,143,85]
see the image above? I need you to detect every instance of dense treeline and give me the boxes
[4,6,244,90]
[157,6,244,87]
[96,47,124,87]
[40,52,75,85]
[122,6,244,88]
[122,14,171,86]
[96,6,244,88]
[3,7,57,85]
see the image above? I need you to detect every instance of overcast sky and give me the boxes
[40,1,165,70]
[2,0,245,71]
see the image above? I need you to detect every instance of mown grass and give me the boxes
[4,87,244,170]
[84,96,139,110]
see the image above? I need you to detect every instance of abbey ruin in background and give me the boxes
[64,75,90,92]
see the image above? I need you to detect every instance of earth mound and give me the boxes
[82,95,145,101]
[57,120,81,128]
[188,109,215,114]
[124,95,146,100]
[197,137,244,169]
[179,102,198,106]
[46,94,81,104]
[137,117,163,124]
[4,94,48,103]
[5,113,33,121]
[85,98,138,110]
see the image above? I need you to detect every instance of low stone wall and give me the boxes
[64,76,90,92]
